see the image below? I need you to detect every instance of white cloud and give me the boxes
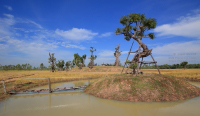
[99,50,129,57]
[152,40,200,55]
[55,28,98,41]
[0,14,15,36]
[95,57,116,65]
[99,50,114,57]
[121,51,129,55]
[27,20,43,29]
[99,32,112,37]
[4,5,12,11]
[62,44,86,50]
[155,12,200,39]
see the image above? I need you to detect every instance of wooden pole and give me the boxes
[88,77,90,84]
[48,78,52,93]
[121,40,134,73]
[150,54,161,74]
[2,80,7,94]
[140,57,143,69]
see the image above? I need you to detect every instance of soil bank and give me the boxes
[85,74,200,102]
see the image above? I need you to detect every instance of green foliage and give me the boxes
[40,63,44,70]
[142,18,157,30]
[180,61,188,69]
[180,61,188,67]
[116,13,157,40]
[56,60,65,70]
[73,53,83,67]
[65,61,71,69]
[89,47,97,68]
[148,33,155,39]
[48,52,56,72]
[124,36,131,41]
[130,63,138,69]
[115,28,121,33]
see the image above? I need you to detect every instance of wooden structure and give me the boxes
[2,77,90,94]
[121,40,161,75]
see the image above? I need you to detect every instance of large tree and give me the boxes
[180,61,188,70]
[48,52,56,72]
[116,13,157,74]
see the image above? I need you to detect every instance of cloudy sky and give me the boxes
[0,0,200,67]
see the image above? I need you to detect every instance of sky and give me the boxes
[0,0,200,67]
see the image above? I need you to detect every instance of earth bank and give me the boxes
[85,74,200,102]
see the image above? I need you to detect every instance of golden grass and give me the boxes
[141,69,200,78]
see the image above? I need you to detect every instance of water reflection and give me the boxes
[0,81,200,116]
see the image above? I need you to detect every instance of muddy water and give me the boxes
[0,81,200,116]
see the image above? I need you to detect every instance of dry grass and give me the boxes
[141,69,200,78]
[0,67,200,101]
[0,70,118,101]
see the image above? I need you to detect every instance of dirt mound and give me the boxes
[85,74,200,102]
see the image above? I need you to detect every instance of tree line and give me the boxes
[0,63,48,70]
[48,47,98,72]
[141,62,200,69]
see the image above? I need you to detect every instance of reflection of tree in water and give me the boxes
[97,98,189,116]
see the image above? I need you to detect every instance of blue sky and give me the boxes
[0,0,200,67]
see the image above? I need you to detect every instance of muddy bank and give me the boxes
[85,74,200,102]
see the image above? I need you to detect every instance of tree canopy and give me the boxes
[115,13,157,40]
[48,52,56,72]
[56,60,65,71]
[180,61,188,70]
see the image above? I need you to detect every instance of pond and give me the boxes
[0,80,200,116]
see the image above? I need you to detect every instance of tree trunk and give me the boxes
[131,37,152,74]
[116,55,119,66]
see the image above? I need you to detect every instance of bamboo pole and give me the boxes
[88,77,90,84]
[48,78,52,93]
[2,80,7,94]
[150,54,161,74]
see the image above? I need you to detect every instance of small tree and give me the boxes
[56,60,65,71]
[180,61,188,70]
[65,61,71,71]
[73,53,83,69]
[114,44,122,66]
[40,63,44,70]
[82,54,87,67]
[89,47,97,69]
[27,63,32,70]
[48,52,56,72]
[0,64,2,70]
[16,64,22,70]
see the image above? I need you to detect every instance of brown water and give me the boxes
[0,80,200,116]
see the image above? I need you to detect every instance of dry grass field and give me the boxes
[0,66,200,101]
